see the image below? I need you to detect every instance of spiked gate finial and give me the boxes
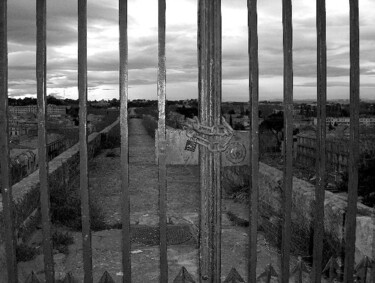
[257,264,279,283]
[62,272,79,283]
[223,267,245,283]
[24,271,42,283]
[98,271,116,283]
[173,266,196,283]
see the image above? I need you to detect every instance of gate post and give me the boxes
[198,0,222,282]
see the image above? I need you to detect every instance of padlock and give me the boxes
[185,137,197,152]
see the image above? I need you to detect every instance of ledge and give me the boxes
[0,119,119,244]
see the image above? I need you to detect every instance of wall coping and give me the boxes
[0,119,119,240]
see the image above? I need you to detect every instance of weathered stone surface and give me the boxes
[224,161,374,265]
[5,117,315,282]
[0,119,119,278]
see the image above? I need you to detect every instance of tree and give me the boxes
[47,95,64,105]
[337,157,375,207]
[259,112,284,148]
[233,122,245,130]
[109,98,120,108]
[175,106,198,118]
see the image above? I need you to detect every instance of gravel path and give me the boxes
[89,118,200,227]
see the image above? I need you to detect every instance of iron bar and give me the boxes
[281,0,293,282]
[0,0,18,281]
[158,0,168,281]
[311,0,327,282]
[247,0,259,282]
[197,1,210,280]
[213,0,222,280]
[198,0,222,281]
[36,0,55,281]
[344,0,360,281]
[372,209,375,282]
[78,0,93,282]
[119,0,131,282]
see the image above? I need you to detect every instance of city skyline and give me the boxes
[7,0,375,102]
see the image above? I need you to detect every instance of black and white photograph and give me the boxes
[0,0,374,282]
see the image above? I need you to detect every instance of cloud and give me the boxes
[5,0,375,101]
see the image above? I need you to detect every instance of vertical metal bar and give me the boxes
[198,0,222,282]
[344,0,360,281]
[213,1,222,281]
[372,209,375,282]
[281,0,293,281]
[78,0,92,282]
[247,0,259,282]
[119,0,131,282]
[158,0,168,281]
[36,0,55,281]
[312,0,327,282]
[0,0,18,281]
[198,1,210,280]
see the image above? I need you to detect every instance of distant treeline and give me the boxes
[9,96,77,106]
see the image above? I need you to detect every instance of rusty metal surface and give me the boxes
[78,0,93,282]
[0,0,18,281]
[213,2,222,279]
[119,0,131,282]
[198,0,222,282]
[344,0,360,281]
[311,0,327,282]
[158,0,168,281]
[247,0,259,282]
[183,117,233,152]
[36,0,55,281]
[281,0,293,282]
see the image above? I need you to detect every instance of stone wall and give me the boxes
[0,119,119,246]
[158,126,374,264]
[223,163,374,264]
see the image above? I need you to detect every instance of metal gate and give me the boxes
[0,0,368,282]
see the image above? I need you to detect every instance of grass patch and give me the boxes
[259,200,343,268]
[50,183,107,231]
[106,151,118,158]
[52,231,74,254]
[16,243,37,262]
[142,115,158,139]
[226,211,249,227]
[101,123,121,150]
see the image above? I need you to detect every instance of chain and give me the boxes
[183,117,234,152]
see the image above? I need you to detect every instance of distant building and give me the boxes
[9,105,38,115]
[6,134,65,186]
[5,148,39,185]
[296,127,375,173]
[9,119,38,139]
[313,117,375,127]
[47,104,68,116]
[17,133,66,161]
[91,100,110,108]
[272,108,300,117]
[9,104,67,116]
[87,114,104,124]
[293,117,314,128]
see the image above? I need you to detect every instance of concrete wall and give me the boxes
[223,163,374,264]
[156,127,250,167]
[0,119,119,247]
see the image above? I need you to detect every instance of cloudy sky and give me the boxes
[7,0,375,101]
